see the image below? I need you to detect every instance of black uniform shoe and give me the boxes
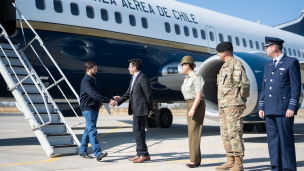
[96,152,108,161]
[79,153,94,159]
[186,162,200,168]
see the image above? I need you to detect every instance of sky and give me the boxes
[174,0,304,27]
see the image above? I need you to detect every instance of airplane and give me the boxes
[0,0,303,132]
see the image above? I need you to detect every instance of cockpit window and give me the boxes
[167,67,178,74]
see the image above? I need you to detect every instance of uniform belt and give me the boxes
[186,98,204,103]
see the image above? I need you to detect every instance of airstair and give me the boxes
[0,4,85,157]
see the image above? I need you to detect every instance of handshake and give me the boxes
[109,96,120,107]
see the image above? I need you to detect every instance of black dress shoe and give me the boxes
[96,152,108,161]
[79,153,94,159]
[186,162,200,168]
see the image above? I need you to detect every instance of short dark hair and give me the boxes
[84,61,97,72]
[226,47,233,55]
[128,59,142,71]
[275,45,283,51]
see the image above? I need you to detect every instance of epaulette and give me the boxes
[195,74,199,76]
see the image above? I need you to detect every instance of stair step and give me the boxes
[0,51,19,58]
[28,103,54,113]
[19,84,40,94]
[5,65,28,75]
[34,114,60,123]
[41,123,66,134]
[53,145,79,155]
[11,74,34,84]
[46,133,70,137]
[1,56,25,65]
[53,144,78,148]
[46,134,73,146]
[0,43,20,50]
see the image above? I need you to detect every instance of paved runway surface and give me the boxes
[0,113,304,171]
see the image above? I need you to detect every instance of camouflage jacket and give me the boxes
[217,57,250,108]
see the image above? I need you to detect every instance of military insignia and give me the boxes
[195,74,199,76]
[279,68,286,70]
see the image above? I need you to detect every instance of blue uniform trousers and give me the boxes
[266,115,297,171]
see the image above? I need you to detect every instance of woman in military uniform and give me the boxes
[180,56,206,168]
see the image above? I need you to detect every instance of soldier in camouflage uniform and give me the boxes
[215,42,250,171]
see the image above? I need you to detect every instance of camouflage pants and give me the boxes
[219,106,244,157]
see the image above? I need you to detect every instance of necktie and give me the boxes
[273,60,277,70]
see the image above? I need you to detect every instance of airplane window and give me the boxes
[298,50,302,57]
[219,33,224,43]
[165,22,171,33]
[255,41,259,50]
[174,24,180,35]
[100,9,109,21]
[209,31,214,41]
[167,67,178,74]
[288,48,292,56]
[249,40,253,49]
[86,6,94,19]
[184,26,190,37]
[193,28,198,38]
[129,15,136,26]
[141,17,148,29]
[302,53,304,58]
[235,37,240,46]
[242,38,247,47]
[115,12,122,24]
[283,47,287,54]
[54,0,63,13]
[293,49,297,56]
[201,30,206,40]
[261,43,265,51]
[228,35,232,43]
[36,0,45,10]
[70,3,79,16]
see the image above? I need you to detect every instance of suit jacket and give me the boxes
[117,72,153,116]
[258,54,302,115]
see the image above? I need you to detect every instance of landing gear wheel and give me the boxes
[145,114,157,128]
[256,123,266,132]
[156,108,173,128]
[243,123,255,132]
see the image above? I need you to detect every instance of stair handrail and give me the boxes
[13,3,85,127]
[0,25,52,128]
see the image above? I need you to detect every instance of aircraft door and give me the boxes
[206,26,217,54]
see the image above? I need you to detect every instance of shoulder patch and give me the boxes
[195,74,199,76]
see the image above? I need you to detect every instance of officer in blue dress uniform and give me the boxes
[258,37,301,171]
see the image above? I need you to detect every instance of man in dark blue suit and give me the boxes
[258,37,301,171]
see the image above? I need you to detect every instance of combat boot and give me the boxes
[230,156,243,171]
[215,155,234,170]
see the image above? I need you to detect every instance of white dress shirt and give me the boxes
[131,71,141,92]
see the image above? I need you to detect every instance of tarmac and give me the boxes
[0,113,304,171]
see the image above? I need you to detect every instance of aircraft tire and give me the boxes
[156,108,173,128]
[256,123,266,132]
[243,123,255,132]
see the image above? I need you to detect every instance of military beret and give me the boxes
[264,36,284,47]
[216,42,233,52]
